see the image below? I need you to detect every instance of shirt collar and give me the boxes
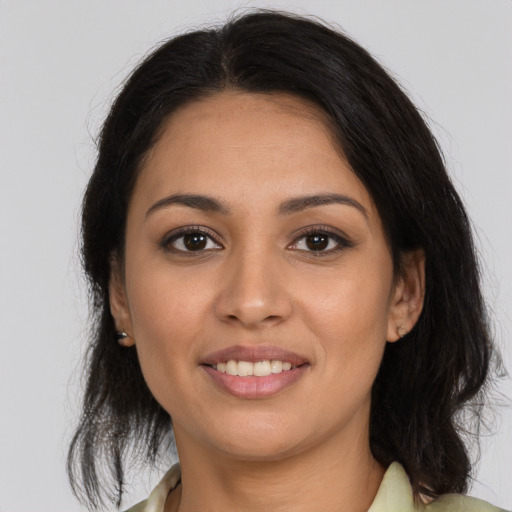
[135,461,420,512]
[368,461,421,511]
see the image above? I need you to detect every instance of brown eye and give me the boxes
[183,233,208,251]
[163,228,222,253]
[305,234,329,251]
[290,228,352,255]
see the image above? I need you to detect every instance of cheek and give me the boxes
[297,259,393,380]
[126,252,214,340]
[300,262,392,337]
[123,261,215,404]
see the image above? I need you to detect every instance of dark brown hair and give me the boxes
[68,10,493,509]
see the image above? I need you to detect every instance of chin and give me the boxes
[204,416,317,462]
[215,437,306,462]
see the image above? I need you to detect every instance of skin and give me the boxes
[110,91,425,511]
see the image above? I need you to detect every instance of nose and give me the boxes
[214,246,293,329]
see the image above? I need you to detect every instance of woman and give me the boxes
[68,11,507,512]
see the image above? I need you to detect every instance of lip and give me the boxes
[201,345,309,366]
[200,345,310,399]
[202,364,309,399]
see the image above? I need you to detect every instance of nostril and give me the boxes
[216,290,292,327]
[224,313,283,326]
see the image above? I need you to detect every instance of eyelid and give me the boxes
[160,225,224,253]
[289,225,354,254]
[159,224,353,255]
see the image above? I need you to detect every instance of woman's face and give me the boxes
[111,91,423,461]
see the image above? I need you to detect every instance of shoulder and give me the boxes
[427,493,509,512]
[124,500,149,512]
[124,464,181,512]
[370,462,509,512]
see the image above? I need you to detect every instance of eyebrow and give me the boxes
[145,192,367,219]
[146,193,231,218]
[278,193,367,218]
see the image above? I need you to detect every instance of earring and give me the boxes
[116,331,133,346]
[396,325,408,338]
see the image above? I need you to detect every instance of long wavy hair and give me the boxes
[68,10,493,510]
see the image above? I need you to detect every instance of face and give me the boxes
[110,91,424,462]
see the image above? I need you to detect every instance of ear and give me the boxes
[387,249,426,342]
[109,256,135,347]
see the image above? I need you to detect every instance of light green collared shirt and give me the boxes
[126,462,508,512]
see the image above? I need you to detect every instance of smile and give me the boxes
[210,360,297,376]
[201,345,310,398]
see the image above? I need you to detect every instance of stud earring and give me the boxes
[116,331,133,346]
[396,325,408,338]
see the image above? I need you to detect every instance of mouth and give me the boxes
[200,345,310,398]
[205,360,299,376]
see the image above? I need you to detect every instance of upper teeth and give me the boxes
[214,360,294,377]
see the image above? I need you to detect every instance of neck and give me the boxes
[167,421,385,512]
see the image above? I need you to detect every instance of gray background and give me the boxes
[1,1,511,510]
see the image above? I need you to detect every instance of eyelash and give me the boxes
[159,225,353,256]
[289,226,353,256]
[160,226,223,254]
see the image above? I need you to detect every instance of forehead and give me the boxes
[164,90,337,138]
[135,91,376,219]
[149,90,340,161]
